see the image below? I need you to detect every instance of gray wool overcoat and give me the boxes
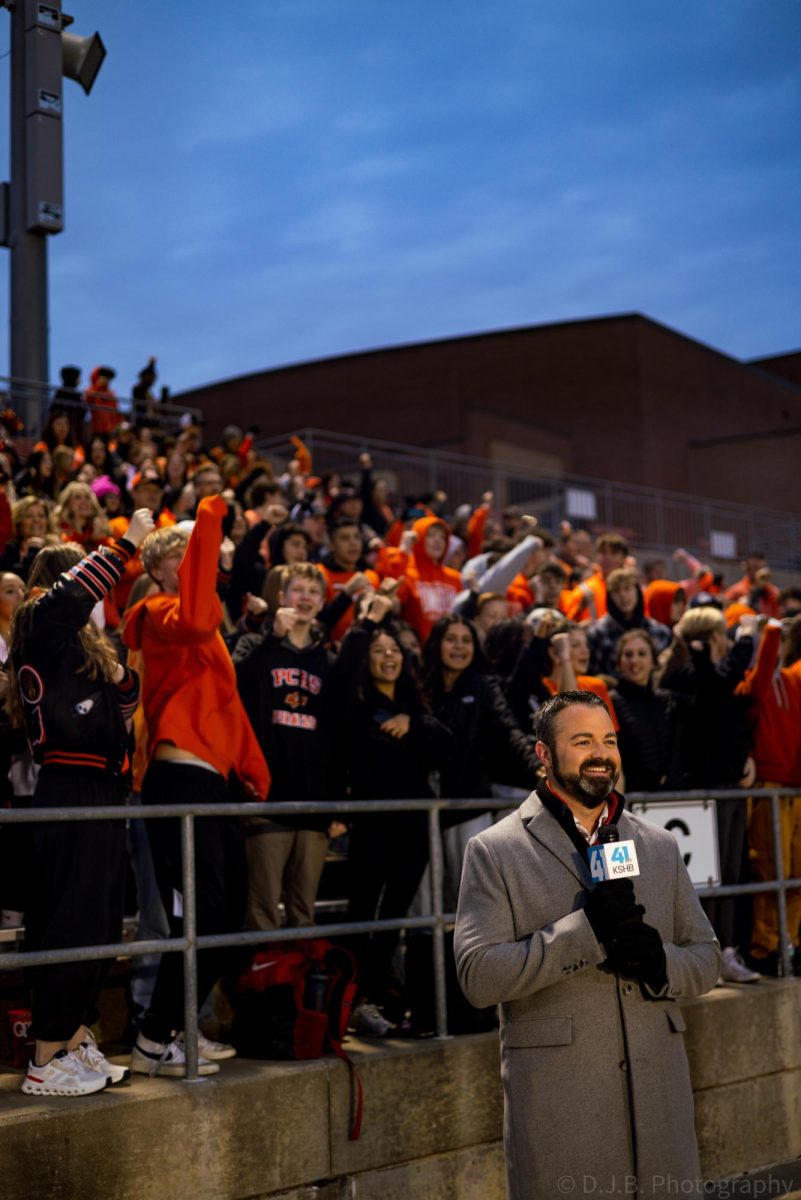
[454,793,720,1200]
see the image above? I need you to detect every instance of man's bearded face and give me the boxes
[551,747,619,810]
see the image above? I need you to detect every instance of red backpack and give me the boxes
[233,939,362,1138]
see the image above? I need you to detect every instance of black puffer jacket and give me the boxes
[660,638,753,788]
[608,678,681,794]
[333,620,455,808]
[428,666,539,822]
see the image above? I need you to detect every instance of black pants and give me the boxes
[141,761,247,1043]
[346,814,429,1002]
[26,771,127,1042]
[0,793,33,914]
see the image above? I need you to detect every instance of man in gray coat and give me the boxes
[455,690,719,1200]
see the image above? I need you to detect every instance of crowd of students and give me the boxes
[1,390,801,1097]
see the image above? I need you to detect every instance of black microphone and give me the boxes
[585,821,644,947]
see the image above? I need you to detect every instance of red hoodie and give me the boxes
[85,367,120,436]
[399,516,462,642]
[122,494,271,797]
[737,623,801,786]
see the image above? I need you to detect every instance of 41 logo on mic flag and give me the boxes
[588,840,641,883]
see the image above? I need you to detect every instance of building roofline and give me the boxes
[747,349,801,366]
[174,310,771,400]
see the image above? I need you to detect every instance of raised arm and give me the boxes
[174,494,227,634]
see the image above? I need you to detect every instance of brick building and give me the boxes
[175,312,801,515]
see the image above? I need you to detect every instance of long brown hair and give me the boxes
[6,543,121,723]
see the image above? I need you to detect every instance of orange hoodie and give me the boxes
[724,601,756,630]
[399,516,462,642]
[563,569,607,623]
[644,580,682,627]
[122,494,271,797]
[737,623,801,786]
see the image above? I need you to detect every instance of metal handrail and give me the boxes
[0,789,798,1080]
[255,427,801,573]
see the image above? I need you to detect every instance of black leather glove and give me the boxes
[584,879,645,947]
[605,921,667,991]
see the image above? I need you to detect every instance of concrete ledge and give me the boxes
[1,980,799,1199]
[683,979,801,1089]
[694,1068,801,1180]
[0,1058,331,1200]
[263,1143,505,1200]
[328,1034,502,1176]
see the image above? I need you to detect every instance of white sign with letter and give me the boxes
[630,799,720,887]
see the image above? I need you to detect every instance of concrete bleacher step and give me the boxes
[0,982,799,1200]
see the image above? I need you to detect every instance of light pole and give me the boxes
[1,0,105,434]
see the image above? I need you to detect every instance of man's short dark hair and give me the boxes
[538,562,566,582]
[249,480,282,508]
[533,691,607,752]
[331,517,360,534]
[780,587,801,604]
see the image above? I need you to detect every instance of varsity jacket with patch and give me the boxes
[13,539,139,777]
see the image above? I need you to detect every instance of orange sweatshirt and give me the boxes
[466,504,490,560]
[563,570,608,623]
[399,516,462,642]
[507,572,534,615]
[122,494,271,797]
[737,624,801,786]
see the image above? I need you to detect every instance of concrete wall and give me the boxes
[1,981,799,1199]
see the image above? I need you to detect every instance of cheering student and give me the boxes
[11,509,154,1097]
[123,494,270,1077]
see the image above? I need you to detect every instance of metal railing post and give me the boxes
[770,794,793,978]
[428,805,449,1039]
[181,813,202,1083]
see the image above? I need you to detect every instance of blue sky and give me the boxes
[0,0,799,398]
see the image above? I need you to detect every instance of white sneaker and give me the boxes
[77,1028,131,1086]
[181,1031,236,1061]
[348,1002,396,1038]
[130,1035,220,1077]
[21,1048,110,1097]
[719,946,761,985]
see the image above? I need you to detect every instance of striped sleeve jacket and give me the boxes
[12,540,140,778]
